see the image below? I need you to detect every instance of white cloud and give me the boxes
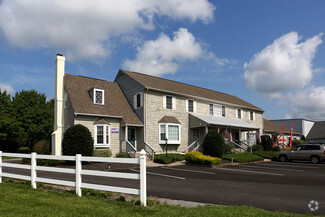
[0,83,15,94]
[244,32,323,97]
[122,28,204,76]
[0,0,215,61]
[285,86,325,120]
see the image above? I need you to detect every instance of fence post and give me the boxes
[140,149,146,206]
[31,152,37,189]
[0,151,2,183]
[76,154,82,197]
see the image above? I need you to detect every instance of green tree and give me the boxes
[11,90,54,150]
[203,131,230,157]
[261,135,273,151]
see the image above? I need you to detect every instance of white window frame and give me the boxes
[186,99,196,113]
[93,88,104,105]
[159,123,181,144]
[209,104,222,117]
[237,108,242,119]
[94,124,110,147]
[133,92,143,109]
[249,111,255,121]
[222,106,226,117]
[163,95,176,110]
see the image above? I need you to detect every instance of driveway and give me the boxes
[2,160,325,215]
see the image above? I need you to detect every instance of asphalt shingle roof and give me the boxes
[264,119,300,135]
[306,121,325,140]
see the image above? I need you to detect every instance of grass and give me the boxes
[0,182,311,217]
[253,151,278,160]
[222,152,264,163]
[2,156,19,160]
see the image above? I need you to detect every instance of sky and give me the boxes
[0,0,325,121]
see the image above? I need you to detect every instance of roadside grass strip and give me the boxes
[238,164,305,172]
[0,182,311,217]
[161,167,216,175]
[129,169,185,180]
[215,167,284,176]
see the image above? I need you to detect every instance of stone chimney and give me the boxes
[51,54,65,156]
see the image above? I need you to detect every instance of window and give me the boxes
[159,123,181,144]
[64,93,67,108]
[133,92,143,109]
[95,124,110,146]
[222,106,226,117]
[209,104,222,117]
[188,100,194,112]
[249,111,254,121]
[237,109,242,119]
[93,88,104,105]
[166,96,173,109]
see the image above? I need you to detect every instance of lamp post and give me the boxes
[165,138,168,157]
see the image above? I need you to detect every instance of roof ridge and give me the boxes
[65,73,112,83]
[120,69,236,98]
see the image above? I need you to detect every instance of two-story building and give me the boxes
[52,55,264,156]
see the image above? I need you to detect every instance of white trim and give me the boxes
[249,110,255,121]
[133,92,143,109]
[93,88,104,105]
[94,124,110,147]
[127,127,137,150]
[158,123,181,144]
[209,104,222,117]
[165,95,173,110]
[187,99,194,113]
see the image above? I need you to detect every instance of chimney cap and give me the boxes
[57,53,63,57]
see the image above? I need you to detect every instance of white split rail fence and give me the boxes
[0,149,147,206]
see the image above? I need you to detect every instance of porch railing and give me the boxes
[230,140,252,153]
[183,140,203,153]
[144,142,155,162]
[126,141,137,158]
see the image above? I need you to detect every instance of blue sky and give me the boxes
[0,0,325,120]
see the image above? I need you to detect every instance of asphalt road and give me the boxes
[2,160,325,215]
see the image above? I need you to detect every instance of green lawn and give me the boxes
[222,152,264,163]
[0,182,313,217]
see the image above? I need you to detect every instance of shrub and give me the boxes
[18,147,30,153]
[154,153,185,164]
[185,152,221,166]
[115,152,131,158]
[222,152,264,163]
[261,135,273,151]
[271,146,280,152]
[301,135,306,141]
[33,140,50,154]
[202,131,227,158]
[62,124,94,156]
[292,139,304,146]
[93,149,112,157]
[252,144,264,152]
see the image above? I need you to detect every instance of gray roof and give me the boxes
[306,121,325,140]
[190,113,259,130]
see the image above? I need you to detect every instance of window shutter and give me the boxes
[193,101,196,113]
[172,97,176,110]
[185,99,188,112]
[133,95,137,109]
[163,95,166,109]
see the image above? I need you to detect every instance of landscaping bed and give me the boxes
[222,152,264,163]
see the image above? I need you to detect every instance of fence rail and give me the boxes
[0,150,147,206]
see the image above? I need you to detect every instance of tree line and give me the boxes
[0,89,54,153]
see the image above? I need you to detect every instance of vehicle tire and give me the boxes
[279,155,287,162]
[310,156,320,164]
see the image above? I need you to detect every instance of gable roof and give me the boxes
[263,119,300,135]
[118,70,264,112]
[64,74,142,126]
[306,121,325,140]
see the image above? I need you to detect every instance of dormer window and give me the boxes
[93,88,104,105]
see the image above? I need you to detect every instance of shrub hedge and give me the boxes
[154,153,185,164]
[261,135,273,151]
[252,144,264,152]
[292,139,305,146]
[185,152,221,166]
[62,124,94,156]
[115,152,131,158]
[93,149,112,157]
[203,131,229,158]
[222,152,264,163]
[253,151,278,160]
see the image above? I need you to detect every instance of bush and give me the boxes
[93,149,112,157]
[33,140,50,154]
[154,153,185,164]
[18,147,30,153]
[222,152,264,163]
[203,131,228,158]
[62,124,94,156]
[261,135,273,151]
[292,139,304,146]
[271,146,280,152]
[252,144,264,152]
[115,152,131,158]
[185,152,221,166]
[301,135,306,141]
[253,151,278,160]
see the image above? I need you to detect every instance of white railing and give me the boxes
[0,150,147,206]
[144,142,155,162]
[126,141,137,158]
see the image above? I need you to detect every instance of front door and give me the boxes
[128,128,136,148]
